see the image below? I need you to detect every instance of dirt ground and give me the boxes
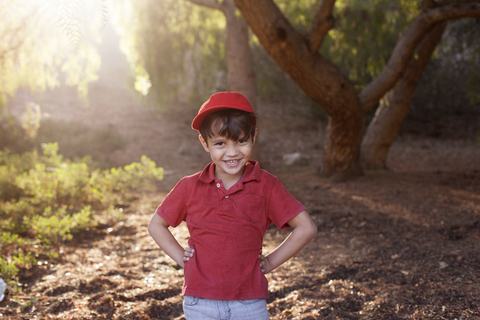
[1,29,480,319]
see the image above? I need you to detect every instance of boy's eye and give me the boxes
[214,142,225,146]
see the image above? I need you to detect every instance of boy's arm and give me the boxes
[259,210,317,274]
[147,213,193,268]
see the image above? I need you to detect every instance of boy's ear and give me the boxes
[252,128,259,146]
[199,134,210,152]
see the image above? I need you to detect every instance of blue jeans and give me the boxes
[183,296,269,320]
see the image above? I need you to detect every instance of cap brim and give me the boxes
[192,105,249,131]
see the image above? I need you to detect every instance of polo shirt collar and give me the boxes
[198,160,261,184]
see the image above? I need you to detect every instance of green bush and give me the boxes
[0,143,163,289]
[0,257,19,293]
[30,206,92,245]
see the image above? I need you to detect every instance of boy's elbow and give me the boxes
[148,213,170,236]
[147,221,154,236]
[304,214,317,240]
[147,215,159,236]
[308,222,318,240]
[294,211,317,241]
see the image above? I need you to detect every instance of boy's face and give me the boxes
[199,128,258,182]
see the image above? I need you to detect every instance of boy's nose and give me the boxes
[226,145,238,156]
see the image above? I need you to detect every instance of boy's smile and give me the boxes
[200,130,257,187]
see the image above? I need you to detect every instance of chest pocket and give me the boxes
[231,194,265,223]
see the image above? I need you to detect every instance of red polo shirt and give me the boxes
[156,160,305,300]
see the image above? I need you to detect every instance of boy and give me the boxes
[148,92,317,319]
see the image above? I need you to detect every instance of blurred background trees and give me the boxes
[0,0,101,110]
[0,0,479,169]
[0,0,102,154]
[113,0,479,178]
[412,18,480,129]
[112,0,227,107]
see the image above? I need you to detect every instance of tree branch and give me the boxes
[360,22,447,169]
[186,0,222,11]
[360,1,480,113]
[308,0,336,52]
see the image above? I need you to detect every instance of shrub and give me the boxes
[0,143,163,289]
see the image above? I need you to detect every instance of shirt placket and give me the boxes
[215,181,228,200]
[215,180,242,200]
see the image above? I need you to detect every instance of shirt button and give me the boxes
[216,183,220,188]
[225,195,229,198]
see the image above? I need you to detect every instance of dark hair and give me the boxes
[200,109,256,144]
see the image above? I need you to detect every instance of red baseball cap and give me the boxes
[191,91,255,131]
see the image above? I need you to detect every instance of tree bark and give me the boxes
[361,22,447,170]
[220,0,257,110]
[187,0,257,110]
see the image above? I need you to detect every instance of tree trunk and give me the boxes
[187,0,257,110]
[361,23,446,170]
[324,112,364,180]
[359,2,480,113]
[221,0,257,111]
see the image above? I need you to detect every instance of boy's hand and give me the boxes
[258,253,273,274]
[183,246,194,262]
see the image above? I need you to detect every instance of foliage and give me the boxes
[20,103,42,139]
[0,256,20,293]
[56,0,108,52]
[275,0,320,32]
[273,0,418,91]
[31,206,92,245]
[0,143,163,289]
[111,0,477,130]
[113,0,226,108]
[0,0,102,112]
[328,0,415,90]
[413,18,480,114]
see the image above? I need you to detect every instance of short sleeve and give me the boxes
[266,178,306,230]
[155,178,189,227]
